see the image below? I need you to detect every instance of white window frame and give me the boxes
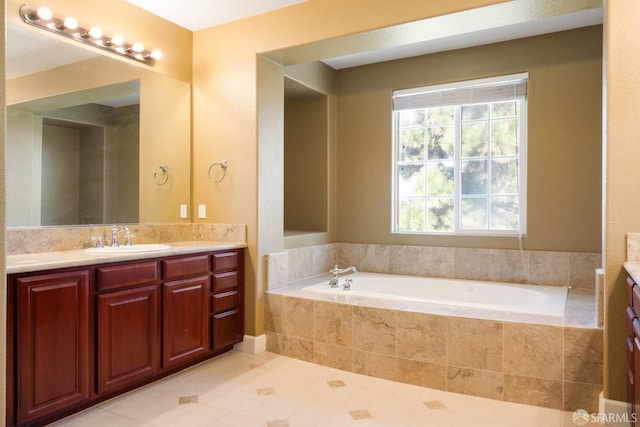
[391,73,528,236]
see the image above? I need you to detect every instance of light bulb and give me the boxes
[110,34,124,46]
[36,7,52,20]
[63,17,78,30]
[87,27,103,38]
[131,42,144,53]
[150,50,163,60]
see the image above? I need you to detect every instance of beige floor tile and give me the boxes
[49,351,579,427]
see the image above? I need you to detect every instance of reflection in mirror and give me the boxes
[8,81,140,226]
[7,22,192,228]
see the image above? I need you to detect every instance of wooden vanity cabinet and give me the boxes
[10,269,91,426]
[627,275,640,426]
[7,248,244,427]
[162,255,211,369]
[212,250,244,351]
[96,261,160,394]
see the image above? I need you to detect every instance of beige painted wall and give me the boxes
[193,0,507,337]
[604,0,640,403]
[337,26,603,253]
[284,94,328,233]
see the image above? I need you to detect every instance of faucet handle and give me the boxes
[91,236,104,248]
[123,228,136,246]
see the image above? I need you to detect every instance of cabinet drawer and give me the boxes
[212,290,238,313]
[97,262,158,291]
[163,255,210,281]
[212,309,241,350]
[213,271,238,293]
[629,276,637,305]
[634,318,640,341]
[629,336,635,372]
[213,251,239,272]
[634,285,640,312]
[629,306,637,337]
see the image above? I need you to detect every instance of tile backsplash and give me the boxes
[272,243,601,290]
[7,223,246,255]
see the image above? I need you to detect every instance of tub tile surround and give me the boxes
[266,242,602,412]
[265,292,603,413]
[6,223,246,255]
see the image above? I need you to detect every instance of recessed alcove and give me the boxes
[283,75,329,245]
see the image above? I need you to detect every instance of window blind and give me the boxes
[392,73,528,111]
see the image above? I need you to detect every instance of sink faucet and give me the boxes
[111,225,125,247]
[329,265,357,288]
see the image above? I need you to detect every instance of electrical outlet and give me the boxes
[180,205,187,218]
[198,204,206,219]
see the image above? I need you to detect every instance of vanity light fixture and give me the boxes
[19,4,162,66]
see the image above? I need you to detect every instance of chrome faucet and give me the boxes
[111,225,125,247]
[329,265,357,288]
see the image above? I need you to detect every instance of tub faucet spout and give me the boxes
[329,265,357,288]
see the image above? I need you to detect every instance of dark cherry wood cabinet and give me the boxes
[627,275,640,427]
[163,276,210,368]
[13,270,91,425]
[7,248,244,427]
[97,284,160,394]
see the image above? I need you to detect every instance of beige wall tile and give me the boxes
[563,381,602,413]
[314,301,352,347]
[503,374,563,409]
[453,248,493,281]
[447,317,503,371]
[397,358,446,391]
[417,246,455,278]
[503,323,563,380]
[397,312,446,365]
[265,293,284,333]
[389,245,421,275]
[336,243,363,270]
[266,252,289,291]
[352,307,396,356]
[490,249,529,284]
[265,331,284,354]
[314,342,352,371]
[282,335,314,362]
[352,350,396,381]
[564,328,603,385]
[569,253,600,290]
[282,297,315,340]
[528,251,570,286]
[446,367,504,400]
[361,244,390,273]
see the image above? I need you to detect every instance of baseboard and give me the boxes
[598,392,635,426]
[233,334,266,354]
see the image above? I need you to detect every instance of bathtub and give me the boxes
[301,272,568,316]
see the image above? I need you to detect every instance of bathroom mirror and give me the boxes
[6,23,191,227]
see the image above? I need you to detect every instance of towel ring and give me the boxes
[153,164,169,185]
[208,160,228,183]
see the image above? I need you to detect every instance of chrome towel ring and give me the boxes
[208,160,228,183]
[153,164,169,185]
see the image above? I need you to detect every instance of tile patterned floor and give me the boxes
[49,351,602,427]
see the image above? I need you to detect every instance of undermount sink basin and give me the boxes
[85,244,171,255]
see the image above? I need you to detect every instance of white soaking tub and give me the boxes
[301,272,567,316]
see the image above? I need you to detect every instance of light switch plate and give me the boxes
[198,204,206,219]
[180,204,187,218]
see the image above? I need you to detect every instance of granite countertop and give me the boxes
[625,262,640,284]
[7,241,247,274]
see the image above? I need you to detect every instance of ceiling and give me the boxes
[125,0,308,31]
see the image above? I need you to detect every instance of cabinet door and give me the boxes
[97,285,160,394]
[163,276,210,368]
[16,271,90,424]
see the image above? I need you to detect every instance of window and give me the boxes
[392,73,528,235]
